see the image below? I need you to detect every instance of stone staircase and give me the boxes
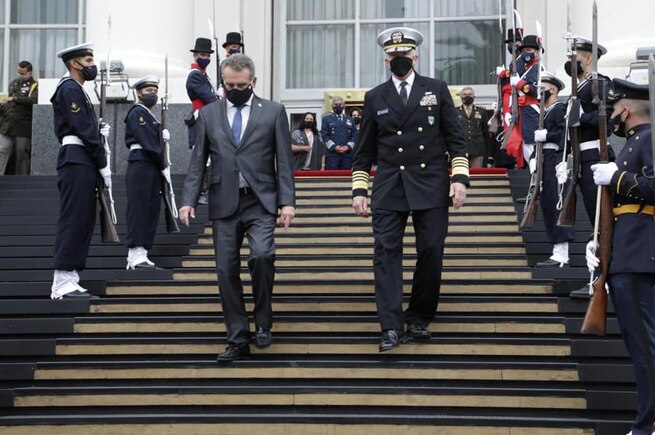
[0,173,637,434]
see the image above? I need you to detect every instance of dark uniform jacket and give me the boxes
[0,76,38,138]
[50,78,105,170]
[352,73,469,211]
[456,105,489,158]
[543,101,566,151]
[608,124,655,275]
[186,65,218,111]
[320,113,356,152]
[575,75,615,162]
[124,104,166,171]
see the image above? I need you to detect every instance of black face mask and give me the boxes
[228,48,241,55]
[610,110,627,137]
[140,93,158,108]
[353,116,362,125]
[462,96,474,106]
[197,58,211,69]
[301,120,315,129]
[333,106,344,115]
[77,63,97,81]
[543,90,552,101]
[389,56,413,77]
[564,60,583,78]
[225,84,253,107]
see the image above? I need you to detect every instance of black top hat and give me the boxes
[223,32,243,48]
[608,78,650,102]
[520,35,544,52]
[504,28,524,43]
[190,38,214,54]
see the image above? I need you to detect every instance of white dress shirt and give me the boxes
[226,93,254,188]
[391,70,416,99]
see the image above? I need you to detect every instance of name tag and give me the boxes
[377,108,389,116]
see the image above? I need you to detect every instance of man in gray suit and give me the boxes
[179,54,296,362]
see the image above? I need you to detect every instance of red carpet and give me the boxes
[294,168,507,177]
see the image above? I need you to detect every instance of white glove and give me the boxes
[556,161,568,184]
[591,162,618,186]
[100,123,110,139]
[585,240,600,273]
[162,128,170,141]
[99,165,112,189]
[510,76,520,87]
[534,129,548,143]
[161,166,172,186]
[528,158,537,174]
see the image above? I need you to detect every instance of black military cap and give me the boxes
[574,37,607,57]
[57,42,94,63]
[520,35,544,52]
[608,78,650,102]
[504,28,524,43]
[190,38,214,54]
[541,71,565,91]
[132,75,160,91]
[223,32,243,48]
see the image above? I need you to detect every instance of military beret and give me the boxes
[377,27,423,53]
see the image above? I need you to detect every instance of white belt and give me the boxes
[61,135,83,146]
[580,140,600,152]
[130,144,143,151]
[543,143,559,151]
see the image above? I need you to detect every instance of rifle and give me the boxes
[208,11,221,88]
[649,54,655,170]
[519,21,545,228]
[581,1,611,336]
[488,0,505,140]
[161,55,180,234]
[500,4,520,151]
[97,61,120,243]
[557,0,581,227]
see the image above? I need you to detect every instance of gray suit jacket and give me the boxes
[182,96,296,219]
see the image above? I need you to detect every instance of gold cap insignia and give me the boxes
[70,102,79,112]
[391,32,403,44]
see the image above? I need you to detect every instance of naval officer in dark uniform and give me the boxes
[587,79,655,435]
[124,75,170,270]
[50,42,108,300]
[352,27,469,352]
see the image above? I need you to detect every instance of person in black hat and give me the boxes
[529,72,575,268]
[223,32,243,57]
[50,42,107,300]
[352,27,469,352]
[123,75,170,270]
[563,37,615,298]
[186,37,219,204]
[587,78,654,435]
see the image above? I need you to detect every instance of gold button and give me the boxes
[629,148,633,152]
[418,127,423,132]
[624,161,628,166]
[420,163,426,169]
[397,130,402,135]
[636,136,640,140]
[400,165,405,171]
[419,145,425,150]
[398,148,403,153]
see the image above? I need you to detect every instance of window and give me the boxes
[0,0,85,90]
[282,0,505,93]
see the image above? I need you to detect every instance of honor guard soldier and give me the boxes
[186,37,219,148]
[50,42,108,300]
[514,34,543,164]
[124,75,170,270]
[564,38,614,298]
[586,79,655,435]
[531,72,575,267]
[352,27,469,352]
[320,96,357,169]
[223,32,243,57]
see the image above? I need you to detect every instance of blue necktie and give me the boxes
[232,106,243,145]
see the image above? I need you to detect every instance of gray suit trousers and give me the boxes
[212,192,276,347]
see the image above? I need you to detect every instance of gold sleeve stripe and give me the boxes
[451,157,469,166]
[452,167,470,177]
[352,170,370,191]
[616,171,627,195]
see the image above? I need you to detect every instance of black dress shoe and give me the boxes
[535,258,569,268]
[255,328,272,349]
[569,285,591,299]
[217,345,251,362]
[62,290,99,300]
[403,323,431,342]
[379,329,401,352]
